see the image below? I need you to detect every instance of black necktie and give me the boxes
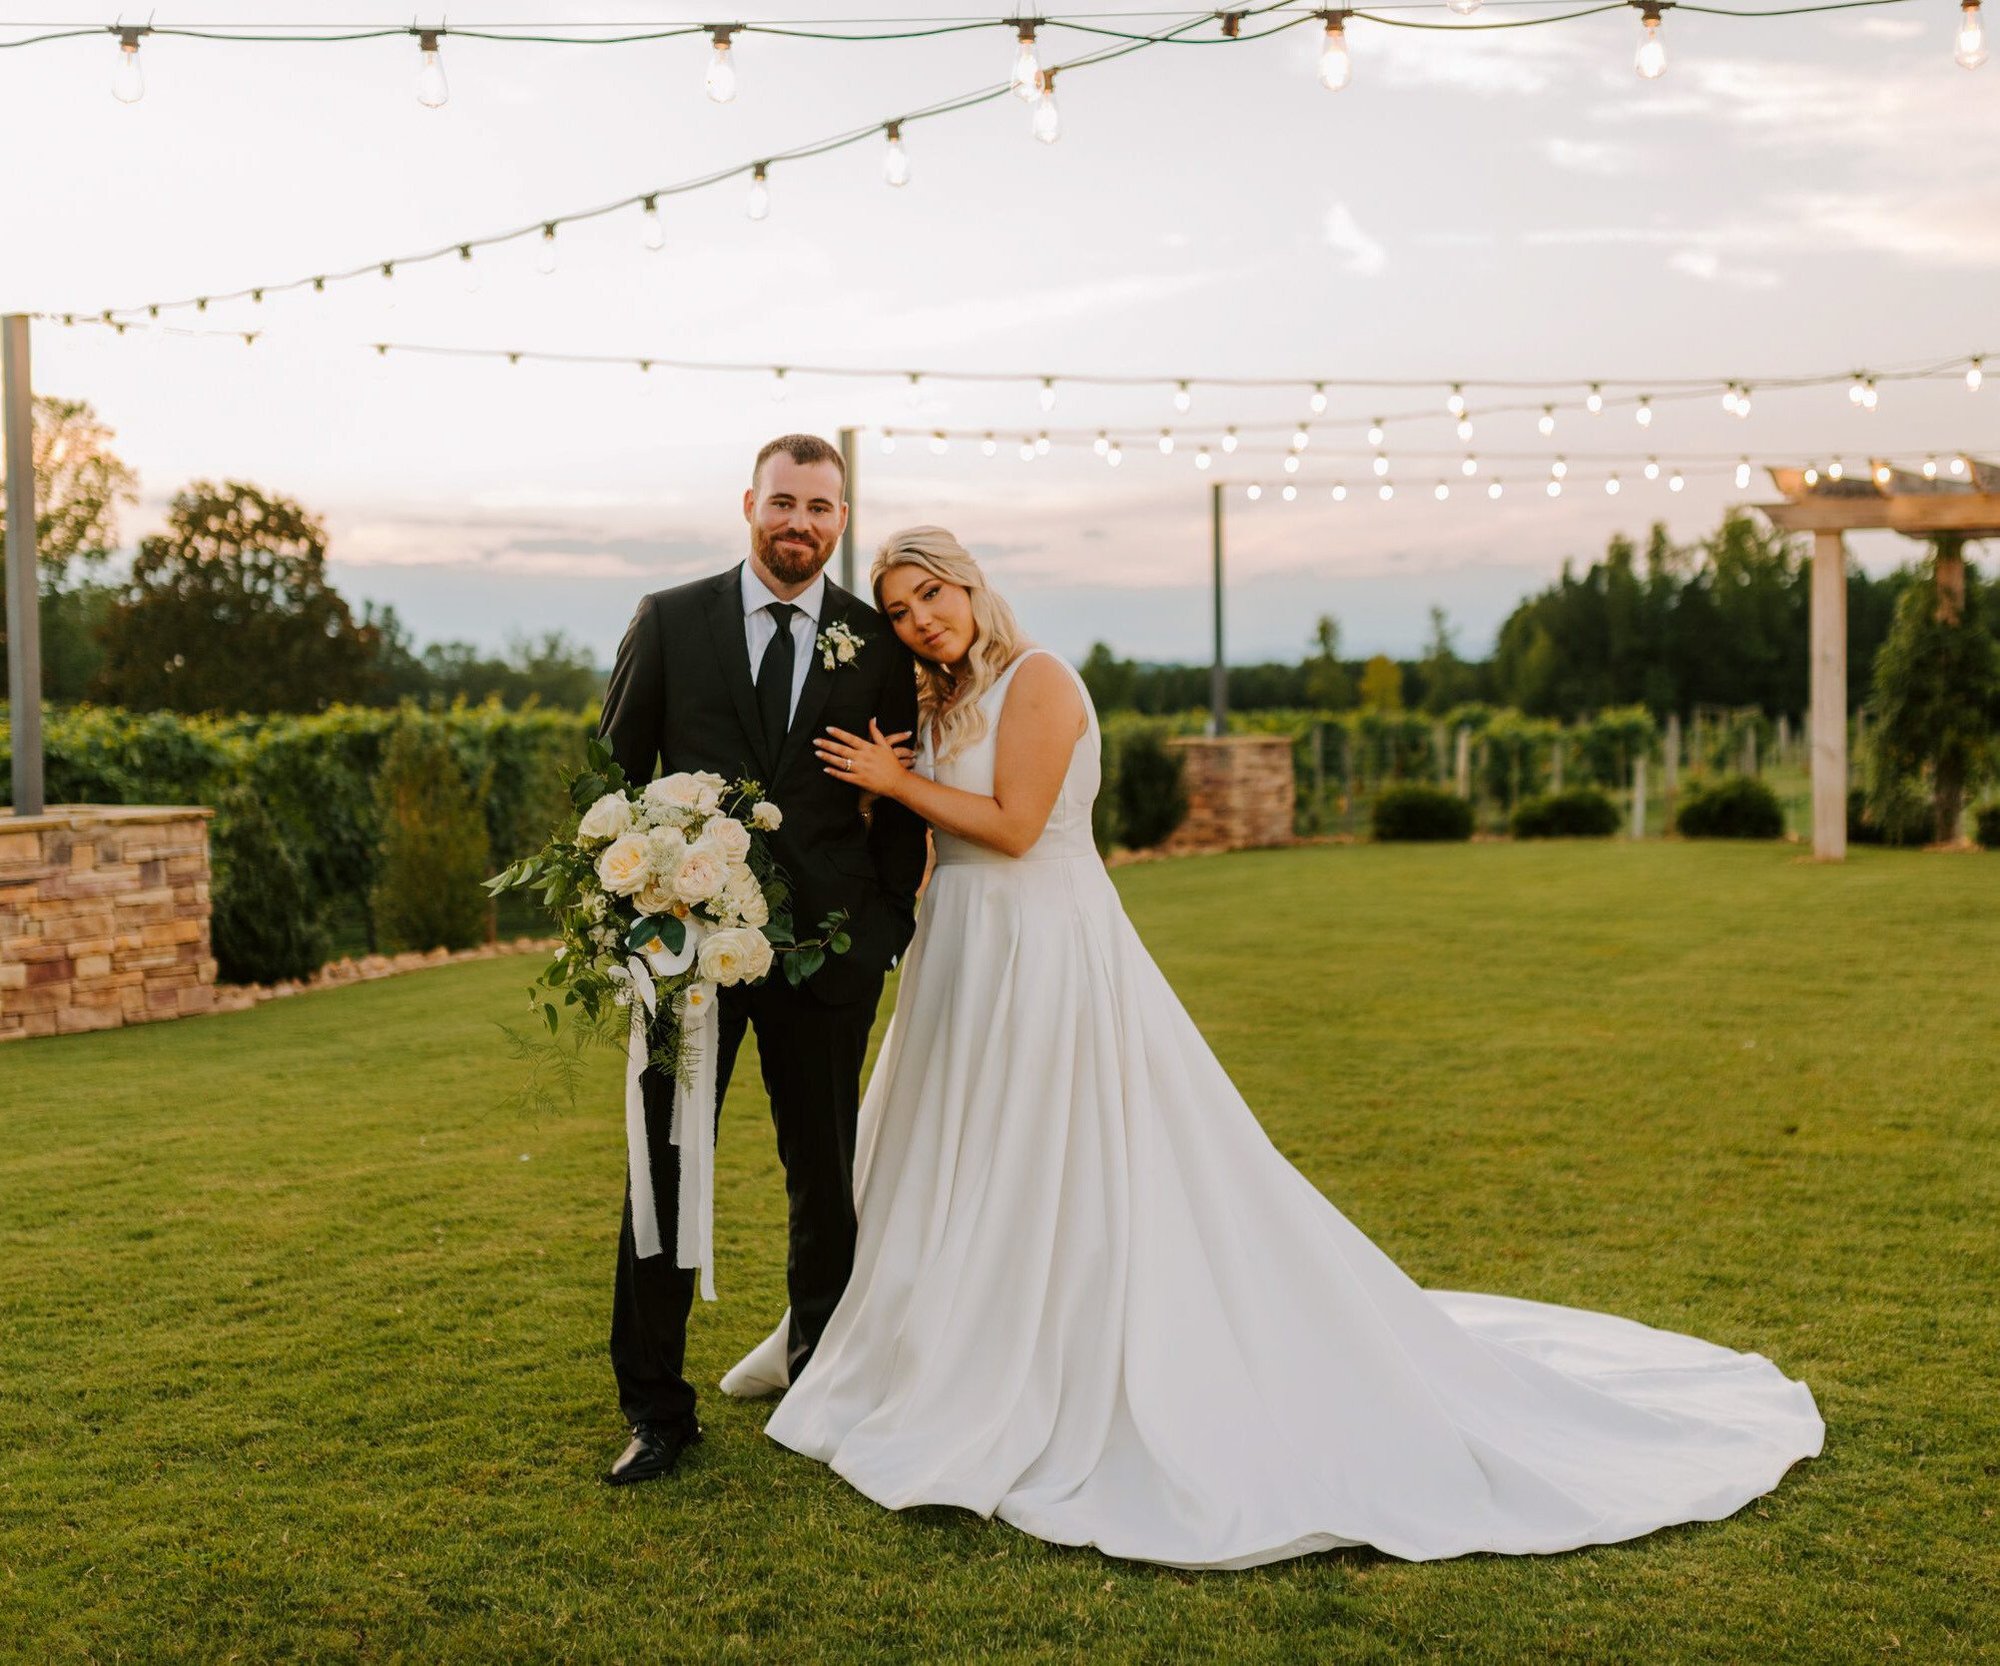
[755,601,798,754]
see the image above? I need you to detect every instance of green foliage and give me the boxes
[1576,704,1659,789]
[207,784,328,985]
[1113,727,1190,849]
[369,714,495,953]
[1482,710,1563,808]
[1675,776,1785,840]
[93,481,377,714]
[1372,784,1473,842]
[1847,785,1932,848]
[1358,654,1404,713]
[1975,804,2000,850]
[1511,788,1621,839]
[1867,546,2000,844]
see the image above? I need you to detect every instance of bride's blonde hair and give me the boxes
[871,526,1024,765]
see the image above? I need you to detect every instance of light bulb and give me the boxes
[1828,460,1844,481]
[1011,25,1042,101]
[930,433,949,456]
[1586,385,1603,415]
[1318,17,1352,91]
[1539,408,1556,437]
[1804,466,1820,486]
[1159,431,1176,455]
[1722,386,1740,415]
[1039,377,1057,413]
[1093,432,1109,458]
[1284,454,1301,475]
[1367,419,1385,447]
[746,165,771,221]
[1309,384,1328,415]
[1031,77,1062,144]
[1449,0,1483,13]
[415,30,449,108]
[1861,378,1878,411]
[1196,447,1213,470]
[1434,482,1450,502]
[1446,385,1466,417]
[112,29,145,103]
[1332,483,1348,502]
[1644,458,1660,480]
[1923,456,1939,479]
[1635,5,1667,78]
[1874,464,1892,485]
[706,30,738,103]
[906,373,923,408]
[770,368,788,403]
[1293,427,1311,451]
[1247,483,1263,501]
[883,123,910,188]
[881,433,897,455]
[1956,0,1988,68]
[1282,483,1298,502]
[536,225,558,275]
[1735,460,1751,489]
[1635,398,1653,427]
[1735,386,1753,418]
[1379,482,1395,502]
[1968,358,1985,392]
[1847,375,1865,406]
[982,434,998,457]
[1456,417,1474,442]
[641,197,665,251]
[1669,471,1685,492]
[1020,440,1036,462]
[1488,480,1503,500]
[1167,381,1191,415]
[1552,457,1568,479]
[1547,480,1562,498]
[1222,427,1239,454]
[1952,455,1969,476]
[1035,432,1051,456]
[1606,475,1621,495]
[1461,456,1478,477]
[1373,453,1390,478]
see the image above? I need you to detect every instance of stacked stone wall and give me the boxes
[1161,736,1295,853]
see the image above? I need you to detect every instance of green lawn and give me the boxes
[3,842,1996,1663]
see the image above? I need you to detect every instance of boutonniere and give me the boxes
[816,620,865,671]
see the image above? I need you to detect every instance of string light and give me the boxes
[1956,0,1989,68]
[706,27,739,103]
[1040,376,1058,413]
[1969,357,1986,392]
[1292,426,1311,451]
[1635,397,1653,427]
[1174,380,1193,414]
[1606,473,1621,495]
[1539,407,1556,437]
[1222,427,1239,454]
[1247,483,1263,501]
[1488,479,1504,499]
[770,367,789,402]
[1379,482,1394,501]
[1372,453,1390,478]
[1551,457,1568,480]
[641,196,665,251]
[880,432,896,455]
[1447,385,1467,417]
[1035,431,1052,455]
[535,224,558,275]
[112,26,146,103]
[1317,10,1353,91]
[1196,446,1212,470]
[883,122,910,188]
[1951,455,1969,476]
[1332,482,1348,501]
[1804,465,1820,486]
[1736,459,1751,488]
[1309,383,1328,415]
[1827,459,1845,481]
[1644,457,1660,480]
[1874,463,1892,485]
[1461,456,1478,477]
[1032,69,1062,144]
[1011,21,1043,101]
[1456,416,1474,442]
[1669,470,1685,491]
[1159,430,1176,455]
[1434,481,1450,501]
[982,433,998,457]
[1283,453,1301,474]
[1367,419,1385,447]
[1093,431,1110,457]
[906,372,923,407]
[1019,438,1036,461]
[1282,483,1298,501]
[414,28,449,108]
[1586,385,1604,414]
[930,431,949,456]
[1450,0,1485,14]
[1634,2,1667,79]
[746,164,771,221]
[1923,456,1939,479]
[1547,480,1562,498]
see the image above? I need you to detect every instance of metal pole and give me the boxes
[837,424,858,594]
[4,313,43,817]
[1208,480,1227,737]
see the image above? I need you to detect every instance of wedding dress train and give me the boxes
[722,649,1823,1569]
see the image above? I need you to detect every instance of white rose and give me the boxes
[736,885,769,929]
[691,771,728,814]
[644,773,707,814]
[750,800,782,832]
[679,980,716,1021]
[577,792,635,844]
[719,865,768,928]
[633,873,680,916]
[704,818,752,864]
[595,832,652,896]
[835,636,857,664]
[673,848,727,906]
[698,926,773,987]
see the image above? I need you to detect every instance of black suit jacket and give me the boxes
[595,564,927,1006]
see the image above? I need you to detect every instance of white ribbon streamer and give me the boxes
[620,921,720,1300]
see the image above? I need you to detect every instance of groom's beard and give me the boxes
[752,521,836,586]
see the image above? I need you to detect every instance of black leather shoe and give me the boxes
[604,1417,702,1486]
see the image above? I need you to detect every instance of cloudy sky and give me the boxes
[9,1,1997,667]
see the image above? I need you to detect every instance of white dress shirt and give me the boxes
[741,560,825,727]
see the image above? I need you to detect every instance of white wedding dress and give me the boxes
[722,648,1823,1568]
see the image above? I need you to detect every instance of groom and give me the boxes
[594,434,926,1485]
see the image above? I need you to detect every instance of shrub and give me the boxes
[1975,804,2000,850]
[1848,785,1932,848]
[1373,785,1473,842]
[209,785,328,984]
[369,716,493,952]
[1674,776,1785,839]
[1511,788,1621,839]
[1113,728,1190,850]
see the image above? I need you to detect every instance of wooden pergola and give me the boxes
[1760,457,2000,860]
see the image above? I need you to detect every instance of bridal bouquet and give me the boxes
[486,738,849,1103]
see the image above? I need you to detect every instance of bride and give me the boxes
[721,525,1823,1570]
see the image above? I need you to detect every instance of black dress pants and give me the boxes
[609,969,882,1427]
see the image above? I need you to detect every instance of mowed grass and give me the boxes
[2,842,1996,1664]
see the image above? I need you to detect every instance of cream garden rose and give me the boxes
[750,801,782,832]
[673,847,728,906]
[595,831,653,896]
[702,817,752,865]
[578,792,636,843]
[698,925,774,987]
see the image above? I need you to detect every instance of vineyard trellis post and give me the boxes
[4,313,44,817]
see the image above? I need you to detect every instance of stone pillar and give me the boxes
[0,805,217,1042]
[1161,735,1295,853]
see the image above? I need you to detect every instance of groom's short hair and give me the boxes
[753,433,846,496]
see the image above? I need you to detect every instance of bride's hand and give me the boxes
[818,721,914,796]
